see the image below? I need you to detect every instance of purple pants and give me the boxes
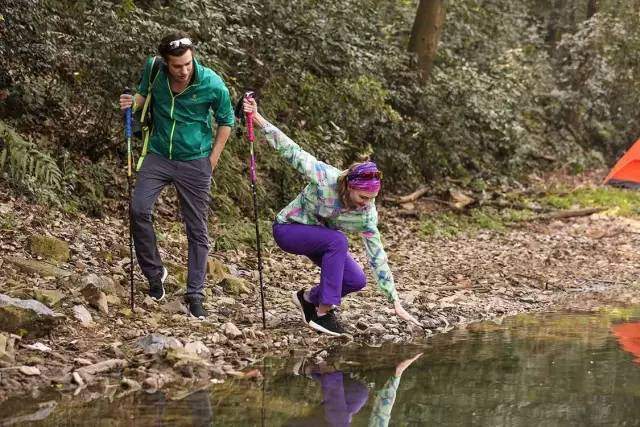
[272,223,367,306]
[314,371,369,427]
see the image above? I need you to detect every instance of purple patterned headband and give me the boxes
[347,162,382,192]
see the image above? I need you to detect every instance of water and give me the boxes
[3,307,640,426]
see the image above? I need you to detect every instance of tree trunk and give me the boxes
[586,0,597,19]
[408,0,446,81]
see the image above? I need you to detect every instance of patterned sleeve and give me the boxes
[260,124,333,184]
[361,208,399,302]
[368,375,401,427]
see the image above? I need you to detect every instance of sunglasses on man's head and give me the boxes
[349,170,383,180]
[168,37,193,51]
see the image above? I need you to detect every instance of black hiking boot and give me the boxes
[292,289,316,324]
[309,310,345,337]
[185,294,208,320]
[148,267,168,301]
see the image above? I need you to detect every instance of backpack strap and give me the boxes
[140,56,161,127]
[137,56,162,171]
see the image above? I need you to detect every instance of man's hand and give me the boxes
[209,153,220,172]
[209,125,232,173]
[394,300,422,327]
[119,93,134,111]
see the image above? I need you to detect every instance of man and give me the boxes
[119,32,234,319]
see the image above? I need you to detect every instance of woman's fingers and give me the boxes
[396,304,422,327]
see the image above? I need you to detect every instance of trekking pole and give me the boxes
[244,91,267,329]
[123,88,135,311]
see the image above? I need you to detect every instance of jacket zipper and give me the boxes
[167,79,196,160]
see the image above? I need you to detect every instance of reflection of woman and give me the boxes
[286,353,422,427]
[368,353,422,427]
[243,98,421,337]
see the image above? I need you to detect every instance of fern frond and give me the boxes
[0,120,63,194]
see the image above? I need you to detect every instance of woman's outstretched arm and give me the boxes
[243,98,338,184]
[362,209,422,328]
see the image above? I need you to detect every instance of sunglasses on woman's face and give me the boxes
[350,171,383,180]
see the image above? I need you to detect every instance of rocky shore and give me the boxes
[1,182,639,404]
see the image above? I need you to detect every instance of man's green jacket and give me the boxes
[137,56,235,161]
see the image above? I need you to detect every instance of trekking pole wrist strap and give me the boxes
[131,95,140,113]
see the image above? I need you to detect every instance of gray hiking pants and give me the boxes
[132,153,212,298]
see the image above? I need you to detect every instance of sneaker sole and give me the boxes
[150,267,168,302]
[291,291,309,325]
[308,319,343,337]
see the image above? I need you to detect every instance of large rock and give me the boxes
[0,333,16,362]
[73,305,93,327]
[207,258,229,284]
[219,275,250,296]
[184,341,211,358]
[165,347,208,367]
[165,261,187,285]
[160,298,188,315]
[28,234,70,262]
[222,322,243,339]
[4,256,72,278]
[32,289,65,307]
[135,334,183,355]
[80,273,122,296]
[0,294,62,337]
[81,284,109,314]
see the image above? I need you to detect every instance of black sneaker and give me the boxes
[309,310,345,337]
[292,289,316,324]
[149,267,168,301]
[185,295,208,320]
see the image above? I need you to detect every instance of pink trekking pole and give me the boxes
[244,91,266,329]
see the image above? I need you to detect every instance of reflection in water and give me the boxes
[5,309,640,426]
[285,354,422,427]
[143,389,213,427]
[612,322,640,364]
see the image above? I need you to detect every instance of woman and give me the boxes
[244,98,421,336]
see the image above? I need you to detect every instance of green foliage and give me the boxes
[0,120,63,204]
[543,187,640,216]
[420,208,507,238]
[420,184,640,239]
[213,219,274,251]
[1,0,639,219]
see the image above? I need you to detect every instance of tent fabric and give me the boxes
[604,139,640,187]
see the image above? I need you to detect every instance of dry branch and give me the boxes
[396,186,429,204]
[532,207,605,221]
[75,359,127,376]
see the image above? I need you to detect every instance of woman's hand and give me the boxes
[243,97,269,129]
[395,353,423,376]
[243,97,258,116]
[394,300,422,328]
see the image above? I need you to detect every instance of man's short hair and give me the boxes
[158,32,194,60]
